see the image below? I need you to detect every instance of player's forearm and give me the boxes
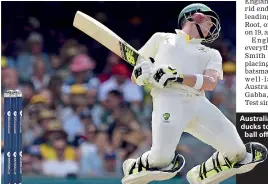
[182,74,217,91]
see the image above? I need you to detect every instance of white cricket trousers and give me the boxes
[147,90,246,168]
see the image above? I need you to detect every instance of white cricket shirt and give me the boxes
[139,29,223,96]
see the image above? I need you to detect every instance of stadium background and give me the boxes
[1,1,236,183]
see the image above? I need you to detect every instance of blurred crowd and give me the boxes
[1,3,236,179]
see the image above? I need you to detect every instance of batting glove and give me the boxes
[132,58,154,86]
[151,65,184,88]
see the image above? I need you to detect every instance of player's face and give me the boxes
[198,15,213,37]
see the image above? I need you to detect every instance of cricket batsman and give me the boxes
[121,3,267,184]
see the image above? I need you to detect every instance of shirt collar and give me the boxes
[175,29,204,43]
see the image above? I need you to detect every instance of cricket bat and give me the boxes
[73,11,144,66]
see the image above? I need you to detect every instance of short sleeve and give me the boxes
[138,32,164,62]
[205,49,223,80]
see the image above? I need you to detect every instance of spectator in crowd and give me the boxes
[116,108,141,131]
[59,39,81,73]
[72,109,99,147]
[126,128,152,159]
[40,88,55,110]
[1,41,16,69]
[31,58,51,92]
[17,32,50,81]
[49,54,69,79]
[25,94,49,121]
[37,109,56,127]
[47,75,64,108]
[83,81,104,128]
[1,54,15,69]
[213,40,235,62]
[98,52,121,83]
[22,151,36,176]
[75,120,97,148]
[62,54,99,94]
[60,84,89,141]
[79,130,112,177]
[80,109,94,131]
[78,123,98,176]
[21,81,35,108]
[42,132,79,177]
[32,109,57,145]
[22,146,43,175]
[2,68,21,92]
[110,108,141,149]
[22,94,49,145]
[102,148,123,177]
[39,120,77,161]
[99,63,143,104]
[118,131,145,161]
[101,89,124,127]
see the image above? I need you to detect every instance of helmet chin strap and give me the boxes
[195,24,205,39]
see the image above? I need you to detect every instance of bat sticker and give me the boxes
[119,41,139,66]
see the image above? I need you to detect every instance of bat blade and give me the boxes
[73,11,141,66]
